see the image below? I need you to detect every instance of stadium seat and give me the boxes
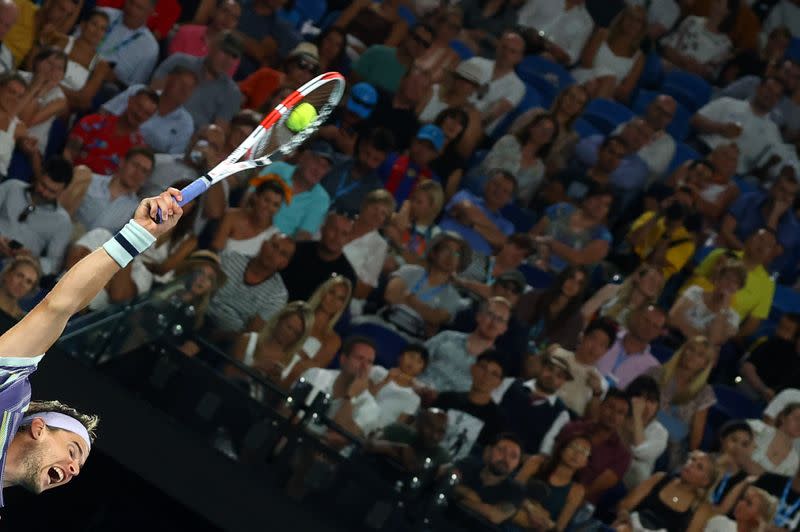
[490,83,542,140]
[665,142,700,175]
[582,98,634,135]
[519,263,553,289]
[661,70,712,112]
[524,75,558,108]
[295,0,327,24]
[346,318,409,368]
[449,39,474,60]
[637,50,664,89]
[772,284,800,314]
[501,203,538,233]
[573,117,601,138]
[516,55,575,89]
[631,89,691,140]
[788,37,800,62]
[397,5,416,26]
[650,343,675,364]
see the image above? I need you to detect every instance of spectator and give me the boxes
[384,180,445,268]
[747,403,800,476]
[511,84,590,176]
[439,169,515,256]
[64,87,158,175]
[379,124,444,205]
[668,258,745,347]
[0,156,73,274]
[31,9,111,112]
[363,67,427,150]
[491,346,574,455]
[751,459,800,529]
[464,30,525,136]
[572,5,646,101]
[638,94,678,182]
[626,199,698,280]
[688,228,778,340]
[0,256,40,319]
[418,297,511,395]
[281,275,352,387]
[429,108,472,197]
[740,314,800,402]
[17,48,67,156]
[516,266,589,351]
[719,171,799,281]
[518,0,594,66]
[315,27,347,74]
[151,31,244,128]
[318,82,380,157]
[140,124,226,198]
[691,77,784,174]
[4,0,78,68]
[513,432,591,532]
[666,149,738,224]
[343,189,395,298]
[321,125,393,215]
[351,23,434,95]
[368,345,427,427]
[379,231,470,340]
[459,0,517,58]
[471,113,559,205]
[231,0,300,77]
[451,433,526,526]
[207,233,295,336]
[233,301,314,386]
[556,388,633,504]
[622,375,668,489]
[457,233,534,299]
[719,26,792,86]
[280,212,357,302]
[238,42,320,111]
[103,66,198,156]
[168,0,242,76]
[706,485,779,532]
[97,0,160,87]
[582,264,664,325]
[211,179,283,257]
[365,408,450,472]
[72,146,155,234]
[764,388,800,425]
[333,0,409,55]
[660,0,735,80]
[431,350,505,458]
[761,0,800,48]
[259,142,334,240]
[415,6,463,84]
[710,420,755,512]
[556,317,618,417]
[530,183,614,273]
[0,0,17,72]
[0,73,30,178]
[614,451,718,531]
[648,336,717,469]
[594,304,665,389]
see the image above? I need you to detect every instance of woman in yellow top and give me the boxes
[626,200,697,279]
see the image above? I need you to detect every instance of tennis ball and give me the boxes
[286,102,318,133]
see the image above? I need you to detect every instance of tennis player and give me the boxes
[0,188,183,506]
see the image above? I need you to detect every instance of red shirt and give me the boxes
[68,114,145,175]
[96,0,181,39]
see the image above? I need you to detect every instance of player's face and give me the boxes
[19,427,89,494]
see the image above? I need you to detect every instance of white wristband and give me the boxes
[102,220,156,268]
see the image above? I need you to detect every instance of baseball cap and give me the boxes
[495,270,526,293]
[217,31,243,58]
[544,346,575,381]
[307,140,335,163]
[416,124,445,152]
[346,82,378,119]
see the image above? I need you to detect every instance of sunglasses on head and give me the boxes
[18,203,35,223]
[296,59,319,73]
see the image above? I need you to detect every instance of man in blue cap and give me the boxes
[379,124,444,204]
[319,82,379,155]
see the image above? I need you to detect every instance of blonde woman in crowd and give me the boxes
[581,264,664,325]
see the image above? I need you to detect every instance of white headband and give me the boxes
[20,412,92,451]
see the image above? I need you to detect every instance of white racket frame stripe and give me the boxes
[157,72,346,220]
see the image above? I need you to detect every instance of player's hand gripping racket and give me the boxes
[156,72,346,222]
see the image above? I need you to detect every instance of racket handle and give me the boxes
[155,179,210,223]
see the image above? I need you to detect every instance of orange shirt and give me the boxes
[238,68,284,110]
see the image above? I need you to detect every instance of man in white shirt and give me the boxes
[761,0,800,47]
[639,94,677,183]
[517,0,594,66]
[97,0,160,86]
[0,0,18,73]
[626,0,680,40]
[691,76,785,174]
[466,31,526,136]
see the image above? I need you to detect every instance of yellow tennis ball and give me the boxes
[286,102,318,133]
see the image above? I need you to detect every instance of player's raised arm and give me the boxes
[0,189,184,359]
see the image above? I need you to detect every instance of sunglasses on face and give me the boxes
[411,33,432,49]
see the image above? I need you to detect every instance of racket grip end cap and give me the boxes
[155,179,210,223]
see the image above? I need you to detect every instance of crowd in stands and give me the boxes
[4,0,800,530]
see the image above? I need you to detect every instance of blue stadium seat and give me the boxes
[582,98,634,135]
[733,176,758,195]
[347,319,409,369]
[501,203,538,233]
[449,39,474,60]
[524,75,558,108]
[631,89,691,140]
[397,5,416,26]
[573,117,601,138]
[788,37,800,61]
[772,284,800,314]
[661,70,712,112]
[650,343,675,364]
[490,83,542,140]
[665,142,700,175]
[278,8,302,27]
[712,385,763,421]
[638,50,664,89]
[516,55,575,89]
[519,264,553,289]
[295,0,327,24]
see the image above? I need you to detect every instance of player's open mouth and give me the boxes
[47,466,64,484]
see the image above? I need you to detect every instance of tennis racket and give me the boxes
[156,71,346,222]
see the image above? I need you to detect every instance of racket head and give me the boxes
[247,72,346,164]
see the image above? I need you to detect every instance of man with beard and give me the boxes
[452,433,525,525]
[491,347,574,455]
[280,212,356,301]
[321,127,395,216]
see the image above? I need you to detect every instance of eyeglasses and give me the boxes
[411,33,433,49]
[18,203,35,222]
[484,310,509,324]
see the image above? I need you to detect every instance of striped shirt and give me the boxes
[0,354,43,507]
[207,251,288,332]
